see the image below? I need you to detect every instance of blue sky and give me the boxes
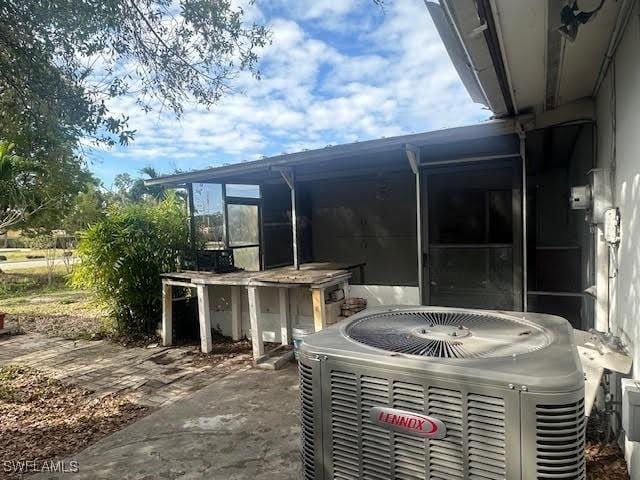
[89,0,489,187]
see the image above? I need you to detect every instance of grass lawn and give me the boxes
[0,248,71,262]
[0,266,69,297]
[0,266,109,340]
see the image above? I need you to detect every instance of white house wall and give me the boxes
[348,285,420,306]
[205,284,421,342]
[206,286,314,342]
[595,5,640,473]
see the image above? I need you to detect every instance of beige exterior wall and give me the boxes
[595,5,640,473]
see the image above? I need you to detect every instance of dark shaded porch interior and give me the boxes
[169,122,595,329]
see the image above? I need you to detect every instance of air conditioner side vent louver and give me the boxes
[299,362,317,480]
[535,399,586,479]
[360,376,392,479]
[428,387,465,479]
[392,381,427,480]
[467,394,506,480]
[330,371,359,480]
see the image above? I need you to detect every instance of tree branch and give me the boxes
[126,0,220,84]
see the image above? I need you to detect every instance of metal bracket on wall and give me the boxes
[274,167,295,190]
[405,144,420,174]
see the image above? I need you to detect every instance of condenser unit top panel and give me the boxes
[346,309,551,359]
[300,306,585,393]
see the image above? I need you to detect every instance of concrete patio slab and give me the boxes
[35,364,302,480]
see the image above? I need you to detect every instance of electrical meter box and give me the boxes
[622,378,640,442]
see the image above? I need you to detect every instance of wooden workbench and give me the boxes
[161,263,352,360]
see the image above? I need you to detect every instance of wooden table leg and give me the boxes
[279,287,291,345]
[231,286,242,341]
[196,284,213,353]
[161,281,173,346]
[312,287,326,333]
[247,286,264,360]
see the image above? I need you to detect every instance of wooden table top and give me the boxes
[162,262,352,287]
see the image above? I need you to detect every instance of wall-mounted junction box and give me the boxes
[571,169,614,224]
[622,378,640,442]
[604,208,620,244]
[570,185,591,210]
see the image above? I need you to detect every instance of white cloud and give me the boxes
[232,0,265,24]
[261,0,366,29]
[96,0,488,184]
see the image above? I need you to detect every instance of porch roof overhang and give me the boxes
[429,0,633,121]
[145,120,519,187]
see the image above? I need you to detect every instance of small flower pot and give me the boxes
[0,312,5,330]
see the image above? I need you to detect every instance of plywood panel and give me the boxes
[310,172,418,286]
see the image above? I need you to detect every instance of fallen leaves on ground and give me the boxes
[6,312,108,341]
[0,365,150,480]
[185,337,255,369]
[183,335,281,370]
[586,442,630,479]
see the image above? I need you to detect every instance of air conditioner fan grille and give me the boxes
[345,310,550,359]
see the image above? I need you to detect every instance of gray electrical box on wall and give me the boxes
[622,378,640,442]
[570,185,591,210]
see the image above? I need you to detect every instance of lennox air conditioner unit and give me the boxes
[298,306,585,480]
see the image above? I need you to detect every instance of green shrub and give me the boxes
[73,193,188,338]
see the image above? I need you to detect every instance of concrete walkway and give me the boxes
[0,333,253,408]
[35,365,302,480]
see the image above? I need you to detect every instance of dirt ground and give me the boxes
[586,442,629,479]
[585,409,630,479]
[0,365,150,480]
[182,332,279,368]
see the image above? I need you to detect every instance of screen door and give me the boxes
[422,163,522,310]
[225,184,262,271]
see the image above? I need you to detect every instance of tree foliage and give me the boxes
[0,1,267,232]
[0,140,95,233]
[112,167,167,203]
[0,0,269,147]
[0,141,23,211]
[73,193,188,337]
[63,184,107,233]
